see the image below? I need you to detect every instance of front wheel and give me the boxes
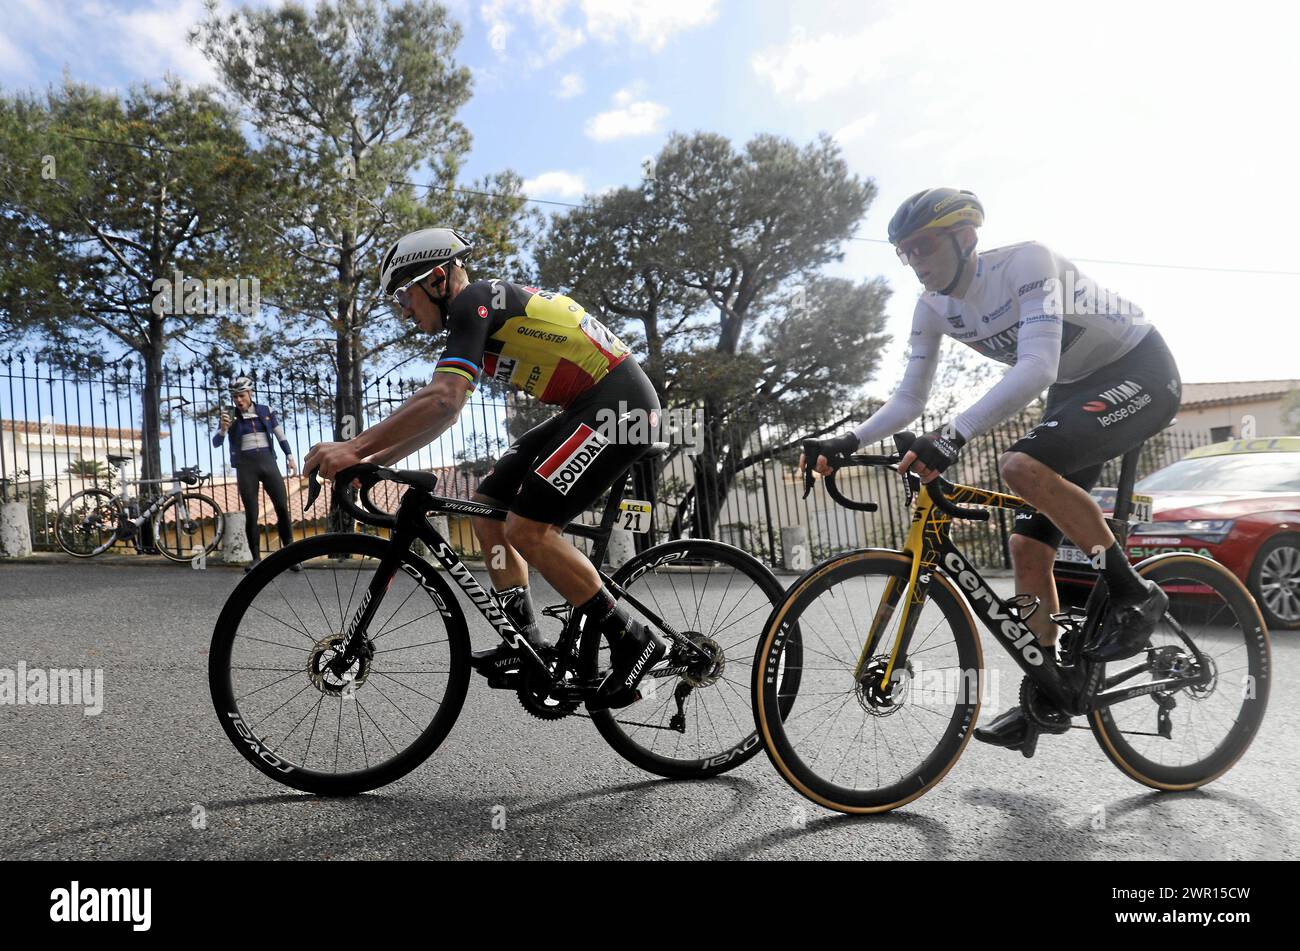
[153,491,225,563]
[753,550,983,814]
[55,488,123,557]
[582,540,793,779]
[210,533,472,795]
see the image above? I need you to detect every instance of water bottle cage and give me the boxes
[1007,593,1041,622]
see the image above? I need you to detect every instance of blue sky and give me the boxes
[4,0,1300,393]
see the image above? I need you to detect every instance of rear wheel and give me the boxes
[1090,554,1271,790]
[55,488,123,557]
[582,540,793,778]
[153,491,225,563]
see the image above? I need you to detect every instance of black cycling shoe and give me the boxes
[974,705,1034,749]
[974,704,1068,759]
[587,621,668,712]
[470,636,551,681]
[288,563,303,573]
[243,558,261,574]
[1086,580,1169,662]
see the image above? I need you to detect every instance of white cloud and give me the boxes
[751,25,896,103]
[0,0,218,89]
[114,0,217,86]
[833,113,877,144]
[580,0,720,52]
[775,0,1300,382]
[0,29,36,81]
[584,89,668,141]
[480,0,716,63]
[556,72,585,98]
[522,170,587,199]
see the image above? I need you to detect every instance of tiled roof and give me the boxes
[1179,380,1300,408]
[1,419,162,440]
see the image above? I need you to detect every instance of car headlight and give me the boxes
[1131,519,1234,541]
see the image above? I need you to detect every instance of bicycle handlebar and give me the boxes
[304,464,440,529]
[801,433,991,521]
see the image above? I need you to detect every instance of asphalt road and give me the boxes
[1,559,1296,860]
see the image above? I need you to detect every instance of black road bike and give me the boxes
[752,435,1271,814]
[55,456,223,562]
[210,448,800,795]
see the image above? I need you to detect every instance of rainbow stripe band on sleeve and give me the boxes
[435,357,481,389]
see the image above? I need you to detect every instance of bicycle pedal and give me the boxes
[486,670,522,689]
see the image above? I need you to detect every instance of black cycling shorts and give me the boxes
[477,359,661,525]
[1008,328,1181,549]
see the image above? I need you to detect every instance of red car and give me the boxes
[1054,437,1300,630]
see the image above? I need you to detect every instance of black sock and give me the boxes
[1098,543,1145,599]
[494,585,542,643]
[576,586,628,634]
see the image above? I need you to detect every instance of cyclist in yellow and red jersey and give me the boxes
[305,228,666,711]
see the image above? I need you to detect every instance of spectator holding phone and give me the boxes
[214,376,299,572]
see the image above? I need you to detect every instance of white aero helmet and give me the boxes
[378,227,474,297]
[230,375,254,394]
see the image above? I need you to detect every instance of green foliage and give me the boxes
[536,131,888,424]
[192,0,539,382]
[65,458,111,482]
[0,79,278,368]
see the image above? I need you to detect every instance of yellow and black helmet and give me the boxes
[888,188,984,245]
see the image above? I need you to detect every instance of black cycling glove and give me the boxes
[909,427,966,474]
[805,432,860,469]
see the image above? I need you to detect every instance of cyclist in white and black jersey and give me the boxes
[803,188,1182,754]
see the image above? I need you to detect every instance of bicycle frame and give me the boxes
[106,454,203,530]
[116,479,191,527]
[863,479,1214,717]
[328,465,701,692]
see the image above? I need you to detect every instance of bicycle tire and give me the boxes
[153,491,225,563]
[210,533,472,795]
[753,550,983,814]
[1089,553,1271,790]
[55,488,124,558]
[581,539,796,779]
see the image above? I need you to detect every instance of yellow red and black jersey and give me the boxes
[434,280,631,409]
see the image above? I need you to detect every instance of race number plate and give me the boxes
[1130,494,1153,524]
[618,500,653,534]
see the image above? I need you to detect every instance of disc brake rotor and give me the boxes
[854,655,913,716]
[307,634,372,696]
[679,633,725,688]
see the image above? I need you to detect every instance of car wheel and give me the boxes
[1248,533,1300,630]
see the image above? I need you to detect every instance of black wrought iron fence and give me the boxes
[1,351,1212,569]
